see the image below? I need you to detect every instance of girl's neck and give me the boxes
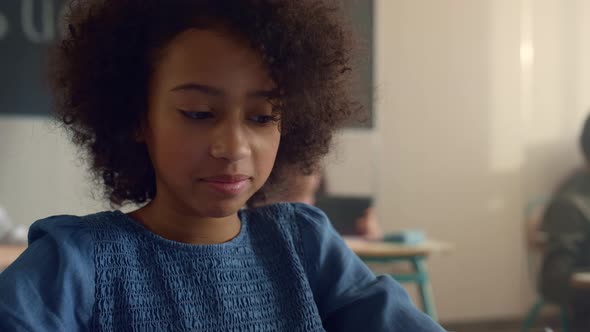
[129,199,242,245]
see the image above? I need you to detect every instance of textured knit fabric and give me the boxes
[540,169,590,304]
[0,203,445,331]
[539,169,590,331]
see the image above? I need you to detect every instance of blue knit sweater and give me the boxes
[0,203,445,331]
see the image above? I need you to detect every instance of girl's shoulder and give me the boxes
[27,210,127,246]
[243,202,339,264]
[244,202,332,236]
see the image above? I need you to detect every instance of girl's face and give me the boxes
[143,28,281,218]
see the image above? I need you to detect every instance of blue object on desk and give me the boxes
[383,230,425,245]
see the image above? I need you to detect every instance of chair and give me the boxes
[521,197,570,332]
[357,247,439,321]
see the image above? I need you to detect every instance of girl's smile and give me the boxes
[199,174,252,196]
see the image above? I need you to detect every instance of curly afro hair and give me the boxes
[50,0,362,207]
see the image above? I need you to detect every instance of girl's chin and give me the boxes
[190,199,247,218]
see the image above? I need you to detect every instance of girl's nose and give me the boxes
[208,121,251,162]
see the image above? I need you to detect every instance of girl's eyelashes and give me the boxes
[248,106,281,125]
[248,114,280,125]
[179,110,214,120]
[177,108,280,125]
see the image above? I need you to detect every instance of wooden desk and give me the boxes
[343,237,452,322]
[1,240,454,266]
[344,237,452,258]
[571,272,590,289]
[0,244,27,270]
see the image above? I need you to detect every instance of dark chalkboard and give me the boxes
[0,0,65,116]
[0,0,373,126]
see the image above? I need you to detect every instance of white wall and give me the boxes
[374,0,590,322]
[0,116,106,225]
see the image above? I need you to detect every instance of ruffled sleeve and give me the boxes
[0,215,95,331]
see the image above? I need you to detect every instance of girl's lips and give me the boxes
[203,174,250,182]
[201,174,251,196]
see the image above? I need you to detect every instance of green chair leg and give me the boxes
[411,257,438,321]
[521,299,570,332]
[521,299,544,332]
[361,255,438,321]
[560,304,570,332]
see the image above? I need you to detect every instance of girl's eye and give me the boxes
[179,110,214,120]
[249,113,280,125]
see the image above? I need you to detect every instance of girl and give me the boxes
[0,1,446,331]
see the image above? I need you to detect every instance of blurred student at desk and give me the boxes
[251,168,384,240]
[539,114,590,331]
[0,206,28,272]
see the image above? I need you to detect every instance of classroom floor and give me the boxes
[442,321,564,332]
[444,326,562,332]
[460,328,560,332]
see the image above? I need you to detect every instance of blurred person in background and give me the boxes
[540,113,590,331]
[253,167,383,240]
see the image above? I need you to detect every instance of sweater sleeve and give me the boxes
[294,203,446,332]
[539,196,590,303]
[0,215,95,331]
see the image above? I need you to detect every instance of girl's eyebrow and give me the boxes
[170,82,276,99]
[170,83,224,96]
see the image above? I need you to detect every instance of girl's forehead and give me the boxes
[152,28,274,94]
